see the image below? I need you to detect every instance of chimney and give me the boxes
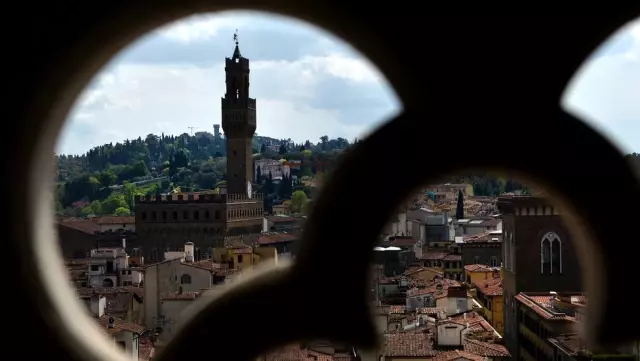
[108,316,115,329]
[184,241,194,262]
[122,236,126,250]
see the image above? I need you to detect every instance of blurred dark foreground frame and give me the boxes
[8,3,640,361]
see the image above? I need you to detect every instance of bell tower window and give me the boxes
[541,232,562,274]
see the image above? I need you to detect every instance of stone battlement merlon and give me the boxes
[226,192,263,203]
[134,193,263,204]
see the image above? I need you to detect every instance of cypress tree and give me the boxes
[456,189,465,219]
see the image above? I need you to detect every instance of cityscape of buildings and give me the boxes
[56,38,640,361]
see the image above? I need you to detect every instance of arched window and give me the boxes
[550,235,563,274]
[541,235,552,274]
[102,278,114,287]
[180,274,192,284]
[541,232,562,274]
[490,256,498,267]
[151,248,158,261]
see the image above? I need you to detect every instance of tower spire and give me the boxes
[232,29,241,59]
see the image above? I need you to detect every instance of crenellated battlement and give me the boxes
[135,192,263,204]
[227,193,263,203]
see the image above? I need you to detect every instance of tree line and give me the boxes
[55,131,640,217]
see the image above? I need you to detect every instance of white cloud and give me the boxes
[57,52,395,154]
[562,19,640,152]
[156,13,246,43]
[60,13,639,156]
[631,22,640,40]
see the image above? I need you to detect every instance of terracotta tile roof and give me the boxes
[515,293,581,322]
[306,350,335,361]
[443,254,462,261]
[464,264,494,272]
[59,218,100,235]
[419,252,448,260]
[406,267,444,280]
[181,259,228,272]
[404,267,426,275]
[139,339,155,361]
[383,332,438,357]
[106,292,134,314]
[76,287,142,314]
[389,305,406,314]
[123,286,143,299]
[261,344,344,361]
[473,276,503,296]
[428,350,485,361]
[97,315,145,335]
[161,291,202,300]
[417,307,446,315]
[449,311,494,333]
[463,338,510,357]
[407,279,461,298]
[331,352,355,361]
[95,216,134,225]
[463,231,501,243]
[388,237,418,247]
[213,268,240,277]
[548,333,582,355]
[232,247,253,254]
[410,278,434,288]
[257,233,297,245]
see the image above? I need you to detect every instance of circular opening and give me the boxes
[42,9,402,360]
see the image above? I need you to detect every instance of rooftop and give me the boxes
[464,264,499,273]
[97,315,145,335]
[383,332,438,358]
[257,232,297,245]
[515,292,586,322]
[472,275,503,297]
[462,231,501,244]
[161,290,203,301]
[261,343,352,361]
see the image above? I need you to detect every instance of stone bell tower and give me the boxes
[221,30,256,195]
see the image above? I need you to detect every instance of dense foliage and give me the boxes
[55,132,640,217]
[55,132,354,216]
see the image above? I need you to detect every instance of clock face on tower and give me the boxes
[247,181,252,199]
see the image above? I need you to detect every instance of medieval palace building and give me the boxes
[134,38,263,262]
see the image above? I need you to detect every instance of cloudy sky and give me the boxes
[57,13,640,155]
